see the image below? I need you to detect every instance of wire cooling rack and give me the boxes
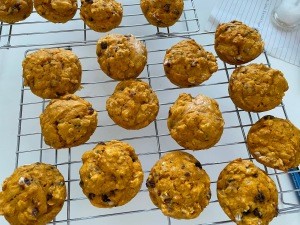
[0,0,199,49]
[0,0,299,225]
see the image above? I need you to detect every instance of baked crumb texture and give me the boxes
[79,140,144,208]
[106,79,159,130]
[80,0,123,32]
[217,158,278,225]
[247,115,300,171]
[229,63,288,112]
[0,163,66,225]
[140,0,184,27]
[22,48,82,99]
[34,0,78,23]
[96,34,147,80]
[0,0,33,23]
[168,93,224,150]
[215,20,264,65]
[40,94,98,149]
[164,39,218,87]
[146,151,211,219]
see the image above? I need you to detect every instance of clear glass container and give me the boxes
[271,0,300,30]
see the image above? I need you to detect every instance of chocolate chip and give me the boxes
[164,62,171,67]
[252,173,258,178]
[262,115,275,120]
[255,191,265,203]
[47,194,53,201]
[101,42,108,49]
[124,34,132,40]
[164,4,171,12]
[88,107,94,115]
[146,179,155,188]
[102,194,110,202]
[32,208,39,217]
[242,209,251,215]
[24,178,31,185]
[88,193,96,200]
[227,178,235,183]
[98,142,106,145]
[130,154,137,162]
[85,0,93,3]
[79,180,84,187]
[164,198,171,204]
[89,17,94,21]
[253,208,262,218]
[195,161,202,169]
[13,4,21,11]
[184,172,190,177]
[207,190,212,200]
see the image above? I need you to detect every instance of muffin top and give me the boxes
[164,39,218,87]
[215,20,264,65]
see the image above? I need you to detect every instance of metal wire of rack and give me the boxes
[0,0,299,225]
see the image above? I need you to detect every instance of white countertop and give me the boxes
[0,0,299,224]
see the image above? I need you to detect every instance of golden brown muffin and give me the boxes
[106,79,159,130]
[96,34,147,80]
[140,0,184,27]
[0,163,66,225]
[34,0,77,23]
[80,0,123,32]
[247,115,300,171]
[0,0,33,24]
[167,93,224,150]
[146,151,211,219]
[79,140,144,207]
[40,94,98,149]
[228,64,289,112]
[217,158,278,225]
[215,20,264,65]
[22,48,82,99]
[164,39,218,87]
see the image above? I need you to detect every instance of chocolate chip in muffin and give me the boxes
[253,208,263,218]
[255,191,265,203]
[88,193,96,200]
[102,194,111,202]
[195,161,202,169]
[146,179,155,188]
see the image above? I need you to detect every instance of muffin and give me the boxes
[0,163,66,225]
[247,115,300,171]
[22,48,82,99]
[146,151,211,219]
[79,140,144,207]
[167,93,224,150]
[80,0,123,32]
[34,0,77,23]
[228,64,289,112]
[106,79,159,130]
[96,34,147,80]
[215,20,264,65]
[40,94,98,149]
[217,158,278,225]
[0,0,33,24]
[164,39,218,87]
[140,0,184,27]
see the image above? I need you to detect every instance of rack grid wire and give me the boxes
[0,0,299,225]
